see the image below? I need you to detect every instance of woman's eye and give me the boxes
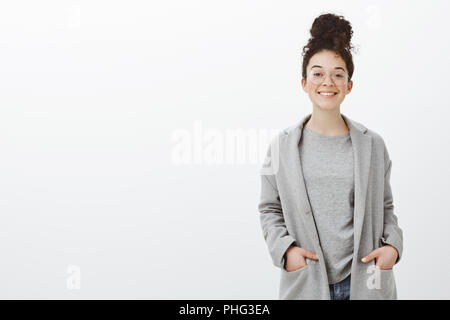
[313,73,322,77]
[335,74,344,78]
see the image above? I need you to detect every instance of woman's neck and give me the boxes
[305,107,349,136]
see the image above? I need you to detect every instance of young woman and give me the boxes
[258,13,403,300]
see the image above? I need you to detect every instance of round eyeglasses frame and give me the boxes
[307,69,351,85]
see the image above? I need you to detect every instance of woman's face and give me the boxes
[301,50,353,111]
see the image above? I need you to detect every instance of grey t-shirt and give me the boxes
[299,125,355,284]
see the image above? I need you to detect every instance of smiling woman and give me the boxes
[258,13,403,300]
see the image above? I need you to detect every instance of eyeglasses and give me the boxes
[307,69,349,85]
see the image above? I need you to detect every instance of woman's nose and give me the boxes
[323,73,334,85]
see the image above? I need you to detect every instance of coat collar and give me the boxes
[280,113,372,275]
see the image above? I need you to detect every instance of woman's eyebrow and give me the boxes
[311,65,346,71]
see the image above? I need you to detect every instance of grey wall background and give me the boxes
[0,0,449,299]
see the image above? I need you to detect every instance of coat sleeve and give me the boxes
[380,143,404,265]
[258,137,297,269]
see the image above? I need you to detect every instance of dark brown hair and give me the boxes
[302,13,355,81]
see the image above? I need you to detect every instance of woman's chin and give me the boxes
[315,102,340,110]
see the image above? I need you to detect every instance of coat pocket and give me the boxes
[281,258,315,283]
[284,259,312,274]
[365,261,397,299]
[279,258,318,299]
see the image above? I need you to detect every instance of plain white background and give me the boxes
[0,0,449,299]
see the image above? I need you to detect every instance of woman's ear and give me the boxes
[346,80,353,94]
[301,78,307,92]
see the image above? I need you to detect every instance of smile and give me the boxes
[318,92,337,97]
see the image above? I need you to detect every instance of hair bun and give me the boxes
[310,13,353,50]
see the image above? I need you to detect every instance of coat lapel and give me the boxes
[342,114,373,256]
[283,113,372,258]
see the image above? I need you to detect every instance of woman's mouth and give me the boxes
[318,91,337,98]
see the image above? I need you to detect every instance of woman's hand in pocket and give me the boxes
[284,246,319,272]
[361,245,398,270]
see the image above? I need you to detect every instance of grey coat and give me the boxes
[258,113,403,300]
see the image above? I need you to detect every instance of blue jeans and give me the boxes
[329,274,351,300]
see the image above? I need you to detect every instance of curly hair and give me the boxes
[302,13,356,82]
